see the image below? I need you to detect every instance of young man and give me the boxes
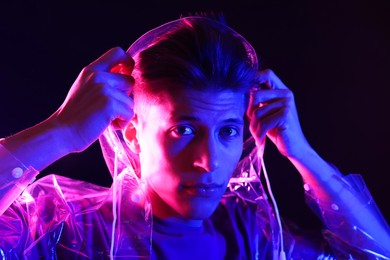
[0,16,389,259]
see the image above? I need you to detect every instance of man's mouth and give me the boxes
[181,183,224,197]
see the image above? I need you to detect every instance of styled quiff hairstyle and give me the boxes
[131,16,259,108]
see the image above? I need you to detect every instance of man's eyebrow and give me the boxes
[223,118,245,125]
[170,115,244,125]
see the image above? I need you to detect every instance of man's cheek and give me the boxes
[147,171,180,202]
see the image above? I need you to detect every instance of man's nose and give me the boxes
[193,136,220,173]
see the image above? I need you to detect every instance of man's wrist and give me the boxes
[2,118,73,171]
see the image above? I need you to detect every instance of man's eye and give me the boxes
[172,126,195,136]
[220,127,239,138]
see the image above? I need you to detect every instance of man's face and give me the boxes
[132,88,246,222]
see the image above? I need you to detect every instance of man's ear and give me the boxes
[124,115,141,154]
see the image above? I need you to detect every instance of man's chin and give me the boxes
[181,198,221,220]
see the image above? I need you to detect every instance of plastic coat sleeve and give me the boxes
[0,143,39,216]
[305,173,390,258]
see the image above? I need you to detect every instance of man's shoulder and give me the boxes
[16,173,111,212]
[27,173,108,193]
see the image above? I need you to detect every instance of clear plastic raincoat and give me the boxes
[1,17,390,259]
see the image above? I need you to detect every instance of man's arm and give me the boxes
[0,47,134,215]
[247,69,390,256]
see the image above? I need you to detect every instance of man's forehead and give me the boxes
[168,113,245,125]
[165,88,245,109]
[157,89,245,120]
[136,88,247,118]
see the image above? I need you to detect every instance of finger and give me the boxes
[247,89,292,116]
[250,99,288,120]
[88,71,135,94]
[109,91,134,110]
[250,89,291,104]
[256,69,288,90]
[87,47,135,72]
[110,95,135,130]
[250,107,287,141]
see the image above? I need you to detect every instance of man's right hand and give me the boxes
[49,47,135,153]
[1,47,135,171]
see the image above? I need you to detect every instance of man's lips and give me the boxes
[181,183,224,197]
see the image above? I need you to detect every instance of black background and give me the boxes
[1,0,389,230]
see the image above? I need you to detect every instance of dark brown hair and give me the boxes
[132,16,258,106]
